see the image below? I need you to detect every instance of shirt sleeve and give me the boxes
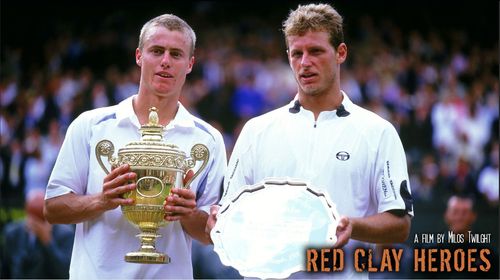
[373,124,414,217]
[195,131,227,213]
[46,113,91,199]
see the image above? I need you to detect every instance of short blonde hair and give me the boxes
[138,14,196,56]
[282,3,344,50]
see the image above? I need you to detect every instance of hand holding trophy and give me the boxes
[96,107,209,264]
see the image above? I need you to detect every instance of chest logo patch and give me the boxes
[336,151,350,161]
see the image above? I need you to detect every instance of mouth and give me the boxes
[300,72,316,78]
[157,72,174,79]
[299,72,317,83]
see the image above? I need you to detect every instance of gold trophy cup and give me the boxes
[95,107,209,264]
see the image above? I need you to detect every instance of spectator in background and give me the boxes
[1,189,74,279]
[477,141,499,207]
[413,194,498,279]
[444,195,477,236]
[231,72,265,119]
[23,146,52,198]
[40,119,64,168]
[441,195,496,278]
[0,139,25,209]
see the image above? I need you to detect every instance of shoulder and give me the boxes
[60,105,121,146]
[190,115,225,144]
[348,103,399,136]
[73,105,119,127]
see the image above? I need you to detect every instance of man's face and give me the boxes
[135,26,194,98]
[287,30,345,96]
[444,198,476,234]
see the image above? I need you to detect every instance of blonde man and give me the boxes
[45,14,227,279]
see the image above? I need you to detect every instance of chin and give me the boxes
[154,87,174,95]
[301,87,321,96]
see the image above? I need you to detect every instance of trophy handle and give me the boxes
[95,140,116,175]
[185,144,209,189]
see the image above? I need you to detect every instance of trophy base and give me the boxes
[125,251,170,264]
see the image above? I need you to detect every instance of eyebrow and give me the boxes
[149,45,186,53]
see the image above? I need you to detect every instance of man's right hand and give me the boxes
[334,216,352,248]
[100,164,137,210]
[205,204,220,243]
[45,164,137,224]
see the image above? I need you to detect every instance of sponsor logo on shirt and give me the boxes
[381,172,388,198]
[336,151,350,161]
[386,160,397,199]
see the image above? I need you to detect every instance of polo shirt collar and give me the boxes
[288,90,353,119]
[115,96,140,128]
[340,90,354,112]
[166,102,196,129]
[115,95,195,129]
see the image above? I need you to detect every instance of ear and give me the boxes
[336,43,347,64]
[135,48,142,67]
[186,56,195,74]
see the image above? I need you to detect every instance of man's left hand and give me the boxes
[163,170,196,221]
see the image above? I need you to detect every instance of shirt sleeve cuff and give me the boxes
[45,183,74,200]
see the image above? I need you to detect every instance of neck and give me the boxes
[298,90,344,120]
[133,94,179,126]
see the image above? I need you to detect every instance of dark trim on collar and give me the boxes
[336,104,350,117]
[288,99,350,117]
[289,100,301,113]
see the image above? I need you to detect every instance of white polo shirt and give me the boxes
[46,95,226,279]
[222,91,413,279]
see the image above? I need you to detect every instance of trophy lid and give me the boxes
[118,107,185,157]
[139,107,165,142]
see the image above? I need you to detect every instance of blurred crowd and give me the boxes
[1,0,498,263]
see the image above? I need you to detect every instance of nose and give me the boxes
[161,53,171,68]
[300,53,312,67]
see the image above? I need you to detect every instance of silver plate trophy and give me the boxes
[211,178,340,279]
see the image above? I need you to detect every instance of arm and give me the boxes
[335,211,411,247]
[333,122,413,246]
[44,164,136,224]
[205,204,219,243]
[180,209,211,244]
[45,193,105,224]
